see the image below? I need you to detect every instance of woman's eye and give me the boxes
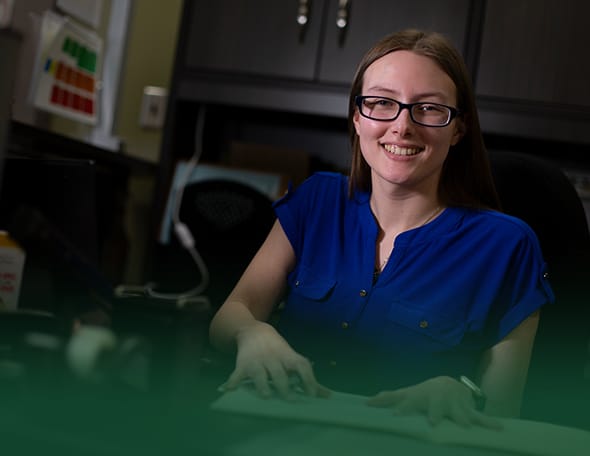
[375,99,393,107]
[418,104,442,113]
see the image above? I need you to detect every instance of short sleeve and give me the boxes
[494,221,555,341]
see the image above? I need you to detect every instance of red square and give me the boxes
[50,85,61,104]
[73,93,82,111]
[84,97,94,115]
[63,90,73,107]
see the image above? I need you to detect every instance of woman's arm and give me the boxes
[366,311,541,427]
[209,220,328,397]
[209,219,295,352]
[477,310,541,417]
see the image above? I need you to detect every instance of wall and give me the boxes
[115,0,182,164]
[115,0,183,284]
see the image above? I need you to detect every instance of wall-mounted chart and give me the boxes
[30,11,102,125]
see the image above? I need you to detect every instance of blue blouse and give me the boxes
[273,172,554,393]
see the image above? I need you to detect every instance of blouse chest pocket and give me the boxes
[383,300,467,352]
[290,276,336,301]
[284,268,338,322]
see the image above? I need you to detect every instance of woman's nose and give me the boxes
[389,107,414,136]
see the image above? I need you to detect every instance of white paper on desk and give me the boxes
[211,388,590,456]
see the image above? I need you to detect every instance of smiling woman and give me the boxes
[208,29,553,428]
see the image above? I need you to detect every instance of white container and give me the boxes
[0,231,26,310]
[0,0,15,29]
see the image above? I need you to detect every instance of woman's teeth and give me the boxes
[383,144,422,156]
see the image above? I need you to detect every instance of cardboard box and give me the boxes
[227,141,310,188]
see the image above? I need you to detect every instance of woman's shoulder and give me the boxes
[279,172,348,200]
[301,171,348,190]
[453,206,540,244]
[273,172,349,212]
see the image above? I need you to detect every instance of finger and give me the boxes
[315,383,332,398]
[222,369,248,391]
[249,370,273,398]
[393,397,422,417]
[471,411,503,430]
[366,390,406,407]
[291,360,331,398]
[388,398,428,418]
[427,402,446,427]
[266,364,292,398]
[446,402,473,428]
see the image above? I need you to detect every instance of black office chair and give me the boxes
[151,178,277,311]
[489,150,590,428]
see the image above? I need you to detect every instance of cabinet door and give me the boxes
[476,0,590,107]
[183,0,325,80]
[318,0,472,85]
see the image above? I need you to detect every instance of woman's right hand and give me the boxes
[221,321,330,399]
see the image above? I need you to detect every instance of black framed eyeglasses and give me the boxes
[355,95,461,127]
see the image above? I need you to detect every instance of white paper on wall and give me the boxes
[29,11,102,125]
[56,0,103,29]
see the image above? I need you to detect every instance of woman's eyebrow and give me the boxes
[363,87,450,101]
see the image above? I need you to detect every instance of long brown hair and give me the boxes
[348,29,500,210]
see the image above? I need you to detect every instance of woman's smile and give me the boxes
[382,143,425,157]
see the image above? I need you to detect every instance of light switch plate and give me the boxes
[139,86,168,129]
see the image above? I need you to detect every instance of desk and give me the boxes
[0,388,504,456]
[1,303,588,456]
[1,361,588,456]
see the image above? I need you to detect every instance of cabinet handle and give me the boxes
[336,0,350,46]
[297,0,310,42]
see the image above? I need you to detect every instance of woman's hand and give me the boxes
[366,376,501,429]
[221,321,331,399]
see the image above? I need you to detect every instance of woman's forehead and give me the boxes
[362,50,457,102]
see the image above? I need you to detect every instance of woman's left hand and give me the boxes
[366,376,502,429]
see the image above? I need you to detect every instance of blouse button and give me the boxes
[295,280,300,287]
[419,320,429,329]
[341,321,349,329]
[543,272,549,279]
[359,289,367,297]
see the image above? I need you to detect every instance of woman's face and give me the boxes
[353,50,464,193]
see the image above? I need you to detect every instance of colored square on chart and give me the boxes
[50,85,61,104]
[56,61,65,81]
[63,89,73,108]
[84,98,94,115]
[72,93,82,110]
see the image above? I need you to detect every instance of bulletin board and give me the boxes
[29,11,102,125]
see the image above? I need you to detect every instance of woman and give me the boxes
[209,30,553,427]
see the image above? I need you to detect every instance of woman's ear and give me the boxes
[352,108,361,136]
[451,118,466,146]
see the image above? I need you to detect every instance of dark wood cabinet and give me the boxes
[183,0,324,81]
[318,0,471,85]
[476,0,590,107]
[179,0,473,91]
[474,0,590,143]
